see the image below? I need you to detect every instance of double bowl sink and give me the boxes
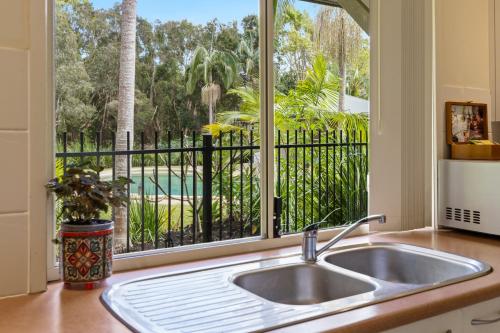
[233,243,491,306]
[102,243,492,332]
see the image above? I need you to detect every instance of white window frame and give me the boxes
[47,0,371,280]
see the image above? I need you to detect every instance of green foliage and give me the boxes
[346,39,370,99]
[54,1,371,240]
[46,162,131,223]
[186,46,238,95]
[55,1,96,134]
[276,133,368,232]
[274,4,314,87]
[56,1,370,141]
[129,198,173,245]
[218,54,368,134]
[217,86,260,125]
[55,2,254,138]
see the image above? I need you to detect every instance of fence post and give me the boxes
[202,134,213,242]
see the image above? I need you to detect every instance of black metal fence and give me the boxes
[56,130,368,254]
[276,130,368,234]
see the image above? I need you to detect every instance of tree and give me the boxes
[275,5,314,82]
[236,35,259,82]
[220,55,367,134]
[236,15,260,85]
[314,7,364,111]
[115,0,137,250]
[55,1,96,138]
[185,46,237,124]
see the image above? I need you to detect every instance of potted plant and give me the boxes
[46,163,130,289]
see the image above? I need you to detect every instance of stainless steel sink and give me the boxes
[233,264,376,305]
[323,244,486,285]
[102,243,492,333]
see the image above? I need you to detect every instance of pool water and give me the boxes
[130,174,202,196]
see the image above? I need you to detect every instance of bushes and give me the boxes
[128,197,175,247]
[276,132,368,233]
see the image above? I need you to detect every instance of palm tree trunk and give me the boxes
[115,0,137,252]
[338,11,347,112]
[208,103,214,124]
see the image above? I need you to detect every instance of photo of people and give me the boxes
[451,105,486,143]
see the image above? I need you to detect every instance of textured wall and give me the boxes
[0,0,51,297]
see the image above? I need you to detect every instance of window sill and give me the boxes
[112,224,370,272]
[47,225,369,281]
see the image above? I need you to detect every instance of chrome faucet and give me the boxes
[302,214,386,262]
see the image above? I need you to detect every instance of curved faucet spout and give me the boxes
[302,214,386,262]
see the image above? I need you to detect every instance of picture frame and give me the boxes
[446,102,488,144]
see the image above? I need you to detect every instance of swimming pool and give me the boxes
[130,173,202,196]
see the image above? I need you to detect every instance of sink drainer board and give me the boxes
[101,243,491,333]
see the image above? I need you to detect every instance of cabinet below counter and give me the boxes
[384,297,500,333]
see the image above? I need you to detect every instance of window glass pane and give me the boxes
[55,0,261,254]
[273,0,370,233]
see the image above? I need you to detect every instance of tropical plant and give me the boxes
[218,54,368,134]
[217,86,260,125]
[274,0,295,26]
[53,0,371,247]
[46,163,130,224]
[314,7,364,111]
[235,35,259,81]
[186,46,238,124]
[276,134,368,232]
[129,198,173,246]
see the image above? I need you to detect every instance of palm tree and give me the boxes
[274,0,294,23]
[219,55,368,134]
[186,46,237,124]
[115,0,137,251]
[236,36,259,81]
[314,7,363,112]
[218,86,261,125]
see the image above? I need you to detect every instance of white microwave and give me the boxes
[438,159,500,235]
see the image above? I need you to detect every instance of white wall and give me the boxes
[435,0,493,160]
[369,0,434,231]
[0,0,51,297]
[371,0,492,231]
[369,0,403,231]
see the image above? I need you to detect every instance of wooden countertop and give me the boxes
[1,228,500,333]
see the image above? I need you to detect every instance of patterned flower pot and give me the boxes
[60,220,113,289]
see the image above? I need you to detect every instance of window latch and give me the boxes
[273,197,282,238]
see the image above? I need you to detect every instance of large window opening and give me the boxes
[52,0,369,262]
[54,0,262,256]
[272,0,370,233]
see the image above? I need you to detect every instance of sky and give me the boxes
[91,0,320,25]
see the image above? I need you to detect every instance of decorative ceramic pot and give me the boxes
[60,220,113,289]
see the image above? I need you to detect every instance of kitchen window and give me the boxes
[49,0,370,278]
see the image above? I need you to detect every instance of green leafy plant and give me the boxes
[129,197,174,245]
[46,162,131,224]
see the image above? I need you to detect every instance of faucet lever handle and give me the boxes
[302,208,340,232]
[302,222,323,232]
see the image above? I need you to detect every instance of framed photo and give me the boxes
[446,102,488,144]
